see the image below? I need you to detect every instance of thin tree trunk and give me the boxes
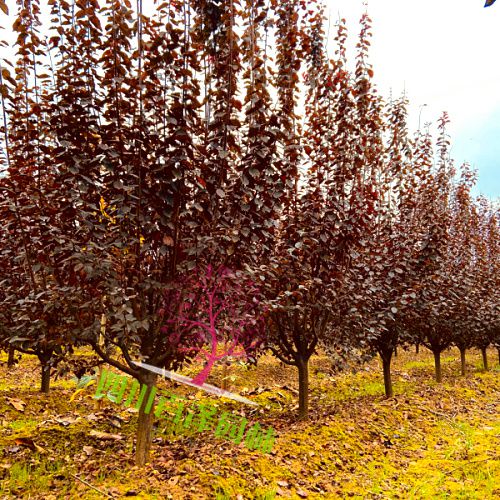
[297,357,309,421]
[393,346,398,358]
[95,365,104,411]
[481,347,488,371]
[7,347,15,368]
[459,347,466,376]
[433,350,442,383]
[415,343,420,354]
[221,362,229,391]
[135,371,157,466]
[497,347,500,367]
[380,350,394,398]
[40,361,51,394]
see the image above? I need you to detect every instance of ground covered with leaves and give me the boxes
[1,348,499,499]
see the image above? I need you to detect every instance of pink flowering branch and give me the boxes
[159,264,267,386]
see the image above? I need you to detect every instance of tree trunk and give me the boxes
[7,347,15,368]
[40,362,51,394]
[297,357,309,421]
[135,371,157,466]
[415,343,420,354]
[380,350,394,398]
[221,362,229,391]
[393,346,398,358]
[481,347,488,371]
[459,347,466,376]
[95,365,104,411]
[433,350,442,383]
[497,347,500,367]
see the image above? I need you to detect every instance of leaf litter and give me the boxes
[0,348,498,499]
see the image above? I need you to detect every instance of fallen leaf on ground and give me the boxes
[55,416,81,426]
[89,430,123,440]
[14,437,46,454]
[7,397,26,411]
[14,437,36,450]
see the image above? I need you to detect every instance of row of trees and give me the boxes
[0,0,498,465]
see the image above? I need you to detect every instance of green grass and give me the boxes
[8,462,31,489]
[4,458,66,496]
[256,490,276,499]
[404,360,429,370]
[8,418,38,434]
[404,354,455,371]
[1,348,498,499]
[407,461,498,500]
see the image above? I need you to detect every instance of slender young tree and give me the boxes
[410,114,456,383]
[0,0,83,393]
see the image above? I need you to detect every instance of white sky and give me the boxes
[329,0,500,198]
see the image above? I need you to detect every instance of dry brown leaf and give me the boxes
[14,437,45,454]
[168,476,180,486]
[7,397,26,412]
[56,416,81,426]
[89,430,123,441]
[14,437,36,450]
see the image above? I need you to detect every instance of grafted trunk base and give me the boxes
[381,351,394,398]
[41,364,51,394]
[433,350,442,383]
[297,358,309,421]
[481,347,488,371]
[7,347,15,368]
[135,372,157,466]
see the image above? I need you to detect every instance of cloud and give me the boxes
[328,0,500,197]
